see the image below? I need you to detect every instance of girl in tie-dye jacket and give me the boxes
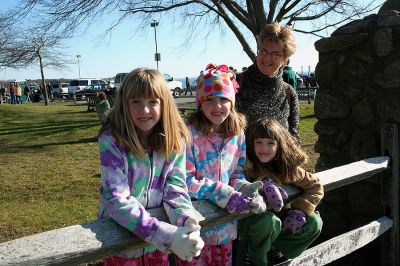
[98,68,204,266]
[176,64,266,266]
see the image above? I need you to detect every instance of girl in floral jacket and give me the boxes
[176,64,266,266]
[98,68,204,266]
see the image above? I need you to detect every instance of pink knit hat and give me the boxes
[196,63,239,107]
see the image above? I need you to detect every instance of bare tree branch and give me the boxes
[0,17,72,105]
[5,0,386,64]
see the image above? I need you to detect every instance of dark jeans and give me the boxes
[11,93,16,104]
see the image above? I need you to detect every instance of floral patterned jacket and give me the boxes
[186,124,249,245]
[98,128,197,258]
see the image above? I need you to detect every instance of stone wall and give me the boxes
[313,4,400,264]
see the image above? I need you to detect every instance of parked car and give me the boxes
[163,73,182,98]
[56,83,69,97]
[68,79,106,97]
[51,83,60,94]
[74,84,107,100]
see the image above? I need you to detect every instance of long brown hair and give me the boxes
[99,68,190,158]
[245,117,306,183]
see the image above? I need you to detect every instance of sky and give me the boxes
[1,2,330,81]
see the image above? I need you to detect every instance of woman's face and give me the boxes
[256,40,285,77]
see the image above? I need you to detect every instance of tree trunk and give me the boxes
[38,52,48,105]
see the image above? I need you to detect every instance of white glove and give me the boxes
[184,216,201,231]
[249,194,267,214]
[239,181,263,197]
[170,226,204,261]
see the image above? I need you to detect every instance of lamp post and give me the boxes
[76,54,81,79]
[150,20,160,70]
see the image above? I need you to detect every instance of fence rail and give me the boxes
[0,156,394,266]
[281,216,393,266]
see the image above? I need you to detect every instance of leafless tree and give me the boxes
[13,0,384,62]
[0,16,71,105]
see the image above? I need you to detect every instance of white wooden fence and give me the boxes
[0,124,398,266]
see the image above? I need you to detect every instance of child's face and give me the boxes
[201,96,231,131]
[254,137,278,163]
[129,97,161,136]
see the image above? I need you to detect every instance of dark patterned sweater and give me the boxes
[235,64,300,140]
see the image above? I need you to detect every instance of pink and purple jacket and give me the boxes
[98,129,197,258]
[186,124,248,245]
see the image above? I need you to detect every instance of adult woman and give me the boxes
[236,23,300,141]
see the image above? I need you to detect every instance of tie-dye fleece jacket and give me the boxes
[98,128,198,258]
[186,125,249,245]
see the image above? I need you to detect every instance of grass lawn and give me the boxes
[0,101,318,244]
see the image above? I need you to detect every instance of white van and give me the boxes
[163,73,182,98]
[114,73,129,90]
[68,79,106,97]
[114,72,182,97]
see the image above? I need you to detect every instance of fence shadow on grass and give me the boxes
[12,137,98,151]
[0,120,99,135]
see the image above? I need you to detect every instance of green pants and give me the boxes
[239,211,322,266]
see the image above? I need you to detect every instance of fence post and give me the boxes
[381,123,399,266]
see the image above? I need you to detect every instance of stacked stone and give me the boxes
[313,3,399,264]
[315,10,400,170]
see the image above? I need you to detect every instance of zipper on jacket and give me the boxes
[218,152,222,180]
[208,136,228,181]
[145,150,153,209]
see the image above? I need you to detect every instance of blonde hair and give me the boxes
[99,68,190,158]
[188,106,246,138]
[257,22,296,63]
[245,117,306,183]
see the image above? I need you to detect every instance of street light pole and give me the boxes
[150,20,160,70]
[76,54,81,79]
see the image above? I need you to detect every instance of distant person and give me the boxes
[184,76,192,96]
[0,85,6,104]
[106,80,115,95]
[309,73,318,88]
[282,59,297,89]
[97,68,204,265]
[24,85,32,103]
[16,83,22,104]
[236,22,300,141]
[47,82,54,102]
[107,80,113,90]
[33,85,44,102]
[229,66,238,78]
[241,117,324,266]
[96,91,110,124]
[10,83,17,104]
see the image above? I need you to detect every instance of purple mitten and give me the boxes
[225,191,251,214]
[263,179,288,212]
[283,210,306,233]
